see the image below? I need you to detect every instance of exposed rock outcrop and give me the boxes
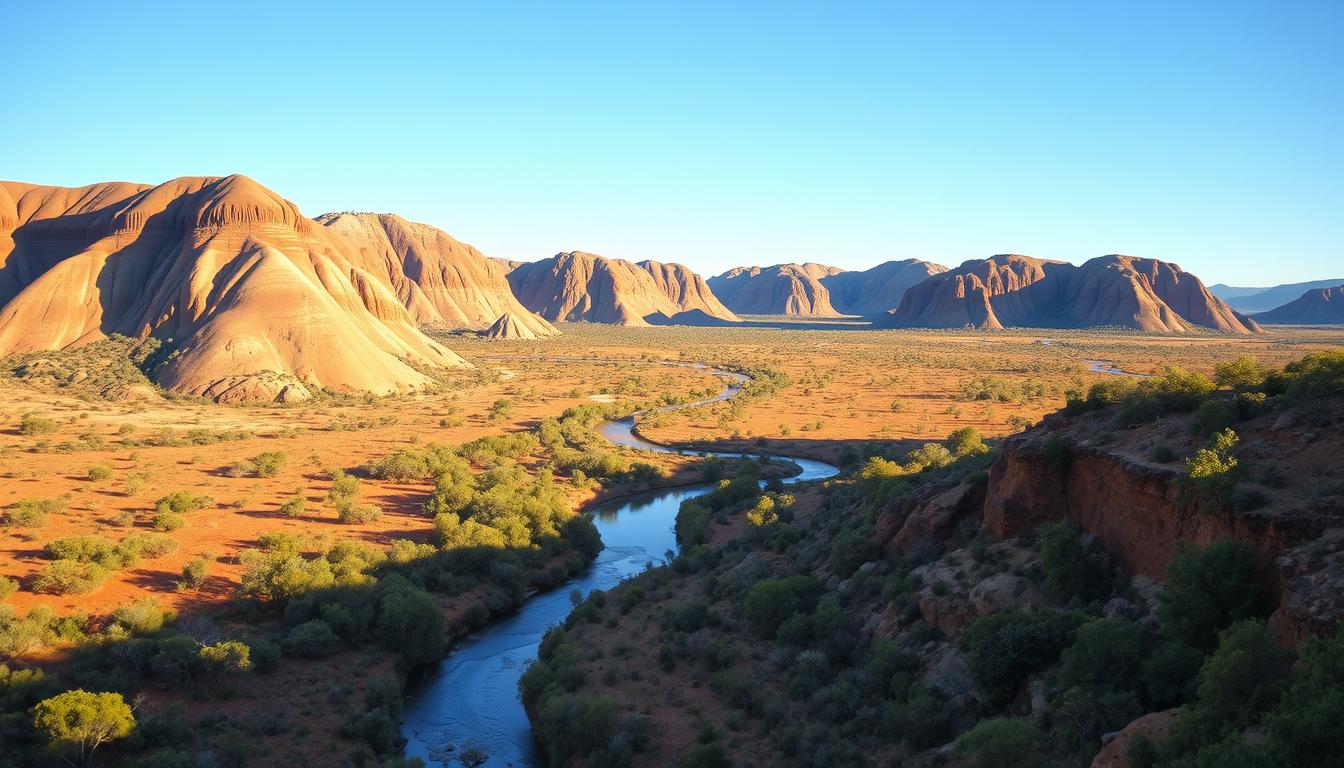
[316,212,556,336]
[1090,709,1181,768]
[506,251,738,326]
[0,176,467,401]
[886,254,1261,333]
[1254,285,1344,325]
[821,259,948,315]
[708,263,845,316]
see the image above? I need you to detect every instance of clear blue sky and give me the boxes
[3,1,1340,284]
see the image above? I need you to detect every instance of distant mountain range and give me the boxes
[1209,278,1344,313]
[1254,284,1344,325]
[3,173,1313,403]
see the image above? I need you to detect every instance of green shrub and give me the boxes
[962,610,1081,706]
[1195,620,1291,728]
[1038,521,1113,603]
[1160,538,1262,651]
[956,718,1038,768]
[249,451,287,478]
[0,576,17,601]
[154,491,212,516]
[378,585,446,667]
[336,500,382,524]
[19,413,59,435]
[1179,428,1240,513]
[179,557,208,590]
[111,598,172,636]
[1058,618,1147,693]
[199,640,253,679]
[1213,356,1264,390]
[743,575,820,637]
[282,620,342,658]
[5,497,65,527]
[1192,399,1236,437]
[1276,349,1344,401]
[87,465,113,482]
[152,511,185,532]
[32,559,109,594]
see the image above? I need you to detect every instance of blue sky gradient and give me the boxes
[3,1,1340,283]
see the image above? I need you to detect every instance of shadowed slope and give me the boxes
[821,259,948,315]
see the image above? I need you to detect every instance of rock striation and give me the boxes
[506,251,739,326]
[886,254,1260,333]
[708,263,845,316]
[0,176,467,401]
[316,212,556,337]
[821,259,948,315]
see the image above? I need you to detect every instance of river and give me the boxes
[400,364,840,767]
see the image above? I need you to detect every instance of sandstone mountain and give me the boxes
[1254,285,1344,325]
[480,312,559,339]
[506,251,739,326]
[886,254,1261,333]
[708,263,845,316]
[821,259,948,315]
[316,212,555,337]
[0,176,467,402]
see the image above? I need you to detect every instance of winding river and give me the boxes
[400,363,840,767]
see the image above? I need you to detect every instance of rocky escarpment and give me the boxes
[821,259,948,315]
[886,254,1261,333]
[979,415,1344,642]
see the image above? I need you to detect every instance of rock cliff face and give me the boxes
[980,414,1344,642]
[1254,285,1344,325]
[821,259,948,315]
[0,176,467,401]
[507,251,738,326]
[887,254,1261,333]
[316,212,556,337]
[708,263,845,316]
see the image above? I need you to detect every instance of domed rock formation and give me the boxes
[317,212,555,337]
[1254,285,1344,325]
[708,263,845,316]
[886,254,1260,334]
[506,251,738,326]
[821,259,948,315]
[480,312,559,340]
[0,176,468,401]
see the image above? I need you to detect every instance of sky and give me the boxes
[2,1,1341,285]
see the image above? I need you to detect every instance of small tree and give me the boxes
[1180,428,1239,513]
[1213,356,1264,390]
[199,640,253,686]
[32,690,136,767]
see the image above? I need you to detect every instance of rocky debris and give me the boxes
[917,641,975,712]
[883,481,986,558]
[1272,528,1344,645]
[1090,708,1181,768]
[911,542,1043,637]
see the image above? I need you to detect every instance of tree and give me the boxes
[198,640,253,684]
[378,586,446,667]
[32,690,136,767]
[1214,356,1264,390]
[956,718,1038,768]
[1181,428,1240,513]
[1160,538,1261,651]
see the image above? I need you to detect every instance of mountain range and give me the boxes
[5,173,1329,402]
[1209,278,1344,313]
